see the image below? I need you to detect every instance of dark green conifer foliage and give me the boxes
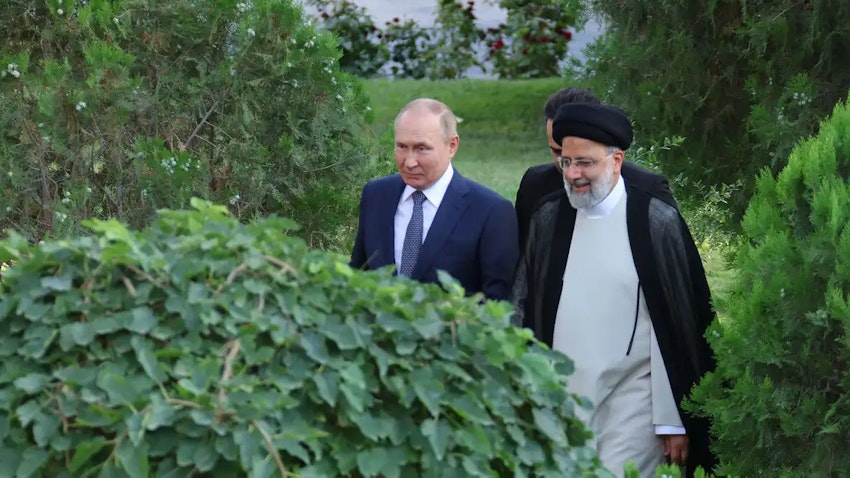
[690,97,850,477]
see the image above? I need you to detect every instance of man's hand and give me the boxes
[663,434,689,466]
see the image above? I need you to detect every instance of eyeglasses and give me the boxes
[556,157,600,171]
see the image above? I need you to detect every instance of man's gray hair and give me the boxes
[394,98,458,143]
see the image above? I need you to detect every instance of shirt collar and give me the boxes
[401,164,454,207]
[578,175,626,218]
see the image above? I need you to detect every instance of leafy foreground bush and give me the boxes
[0,199,602,477]
[690,97,850,476]
[0,0,381,252]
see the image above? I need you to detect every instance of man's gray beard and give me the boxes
[563,160,615,210]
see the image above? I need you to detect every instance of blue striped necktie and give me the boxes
[399,191,425,277]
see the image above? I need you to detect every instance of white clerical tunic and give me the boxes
[553,178,683,477]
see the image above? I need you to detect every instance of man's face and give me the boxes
[394,109,458,190]
[559,136,623,210]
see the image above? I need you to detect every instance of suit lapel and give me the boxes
[379,176,405,270]
[412,173,470,278]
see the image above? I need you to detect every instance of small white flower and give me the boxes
[6,171,12,177]
[113,17,119,24]
[57,8,64,15]
[61,197,71,204]
[75,101,87,111]
[331,77,337,85]
[336,94,343,101]
[10,70,20,78]
[780,288,786,298]
[7,63,18,72]
[86,187,92,193]
[5,206,11,212]
[290,38,297,45]
[365,106,372,111]
[292,80,299,88]
[286,62,293,68]
[247,28,255,37]
[229,194,240,205]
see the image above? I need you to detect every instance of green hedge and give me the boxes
[0,199,602,477]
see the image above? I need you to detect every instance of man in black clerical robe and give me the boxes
[514,87,678,251]
[511,102,716,477]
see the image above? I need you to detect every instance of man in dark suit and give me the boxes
[351,98,519,301]
[514,87,678,250]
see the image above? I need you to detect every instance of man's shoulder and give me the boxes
[622,161,666,181]
[364,174,403,193]
[520,163,561,189]
[455,173,511,206]
[621,161,678,208]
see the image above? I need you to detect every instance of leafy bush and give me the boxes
[484,0,582,79]
[0,0,380,252]
[308,0,584,79]
[576,0,850,219]
[689,97,850,476]
[312,0,388,77]
[0,199,603,477]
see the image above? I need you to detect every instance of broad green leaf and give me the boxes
[349,410,393,441]
[60,322,95,348]
[338,362,366,390]
[54,366,98,385]
[15,401,43,427]
[356,447,405,478]
[116,440,150,478]
[125,412,144,446]
[193,442,218,472]
[0,446,21,476]
[448,393,493,424]
[456,424,492,456]
[15,447,48,478]
[339,382,368,412]
[126,307,156,334]
[70,439,109,472]
[41,275,72,291]
[32,413,60,447]
[420,418,452,460]
[14,373,52,394]
[131,336,167,383]
[98,372,137,406]
[300,332,329,363]
[411,370,443,416]
[313,371,339,406]
[411,310,444,339]
[532,407,567,446]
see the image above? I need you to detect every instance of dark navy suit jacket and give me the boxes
[350,171,519,301]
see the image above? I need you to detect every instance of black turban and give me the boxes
[551,103,633,150]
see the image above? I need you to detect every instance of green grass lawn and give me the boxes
[362,77,736,311]
[363,77,568,200]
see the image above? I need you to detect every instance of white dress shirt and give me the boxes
[393,165,455,268]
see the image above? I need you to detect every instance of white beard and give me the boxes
[563,160,616,210]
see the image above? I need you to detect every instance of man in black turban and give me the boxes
[512,102,716,477]
[513,87,677,252]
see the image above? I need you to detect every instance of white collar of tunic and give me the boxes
[577,176,626,219]
[400,164,454,208]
